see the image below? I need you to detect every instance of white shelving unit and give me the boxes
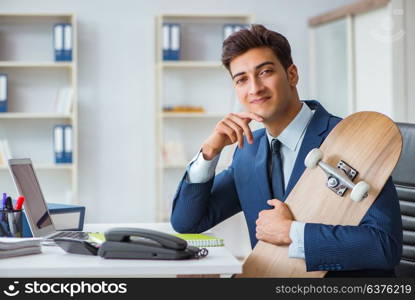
[155,14,253,221]
[0,13,78,204]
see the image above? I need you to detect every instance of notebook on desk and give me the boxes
[8,158,88,241]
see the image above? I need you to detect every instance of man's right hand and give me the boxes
[201,112,264,160]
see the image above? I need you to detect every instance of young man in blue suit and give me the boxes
[171,25,402,277]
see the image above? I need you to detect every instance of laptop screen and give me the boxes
[8,159,56,237]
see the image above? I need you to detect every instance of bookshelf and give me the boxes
[155,14,253,221]
[0,13,78,205]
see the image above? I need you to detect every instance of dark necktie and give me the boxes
[271,138,285,200]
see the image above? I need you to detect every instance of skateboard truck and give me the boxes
[304,148,370,202]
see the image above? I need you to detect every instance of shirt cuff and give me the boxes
[186,150,220,183]
[288,221,306,259]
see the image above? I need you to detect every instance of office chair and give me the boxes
[393,122,415,277]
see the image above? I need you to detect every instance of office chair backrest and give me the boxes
[393,122,415,277]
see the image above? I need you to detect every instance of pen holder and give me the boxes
[0,209,23,237]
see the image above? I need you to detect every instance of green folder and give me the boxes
[173,233,224,247]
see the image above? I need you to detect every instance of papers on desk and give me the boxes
[0,237,42,259]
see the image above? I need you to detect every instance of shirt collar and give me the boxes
[266,102,314,151]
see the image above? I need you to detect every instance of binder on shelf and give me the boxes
[54,23,72,62]
[170,24,181,60]
[19,202,86,237]
[55,87,74,114]
[53,125,65,163]
[223,23,250,40]
[162,23,170,60]
[163,23,181,61]
[0,74,7,112]
[63,125,73,163]
[223,24,234,40]
[54,24,65,61]
[63,23,73,61]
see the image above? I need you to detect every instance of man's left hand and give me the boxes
[255,199,294,245]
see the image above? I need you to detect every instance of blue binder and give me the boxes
[63,125,73,163]
[0,74,7,112]
[169,24,181,60]
[63,23,73,61]
[19,202,86,237]
[163,23,180,61]
[53,125,65,163]
[162,23,170,60]
[54,24,65,61]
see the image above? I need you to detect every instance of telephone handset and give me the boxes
[98,227,208,260]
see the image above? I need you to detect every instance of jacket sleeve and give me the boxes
[304,177,403,272]
[170,153,241,233]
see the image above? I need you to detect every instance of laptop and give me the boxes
[8,158,88,240]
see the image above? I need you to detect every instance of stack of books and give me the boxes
[163,105,205,113]
[0,238,42,259]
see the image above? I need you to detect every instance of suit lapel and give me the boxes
[254,134,272,202]
[284,101,332,197]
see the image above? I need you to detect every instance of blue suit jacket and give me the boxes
[171,101,403,276]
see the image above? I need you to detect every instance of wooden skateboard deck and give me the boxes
[238,111,402,277]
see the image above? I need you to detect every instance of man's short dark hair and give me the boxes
[221,24,293,72]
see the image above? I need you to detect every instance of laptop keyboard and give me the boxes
[51,231,89,240]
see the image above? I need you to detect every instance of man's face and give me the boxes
[229,47,298,122]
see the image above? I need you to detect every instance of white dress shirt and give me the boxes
[186,102,314,259]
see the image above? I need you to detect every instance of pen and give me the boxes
[5,197,17,237]
[1,193,7,224]
[2,193,7,210]
[5,196,13,211]
[14,196,24,237]
[15,196,25,210]
[1,193,9,236]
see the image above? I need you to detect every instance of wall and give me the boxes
[406,0,415,123]
[0,0,357,223]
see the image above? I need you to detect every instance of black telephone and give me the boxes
[97,227,208,260]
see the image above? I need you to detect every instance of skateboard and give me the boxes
[238,111,403,277]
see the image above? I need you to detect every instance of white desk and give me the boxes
[0,223,242,278]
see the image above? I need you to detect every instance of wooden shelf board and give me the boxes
[159,61,224,69]
[162,112,224,118]
[0,61,73,68]
[0,113,73,120]
[0,164,73,171]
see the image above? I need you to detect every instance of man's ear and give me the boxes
[287,64,299,87]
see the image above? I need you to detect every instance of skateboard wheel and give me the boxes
[304,148,323,169]
[351,181,370,202]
